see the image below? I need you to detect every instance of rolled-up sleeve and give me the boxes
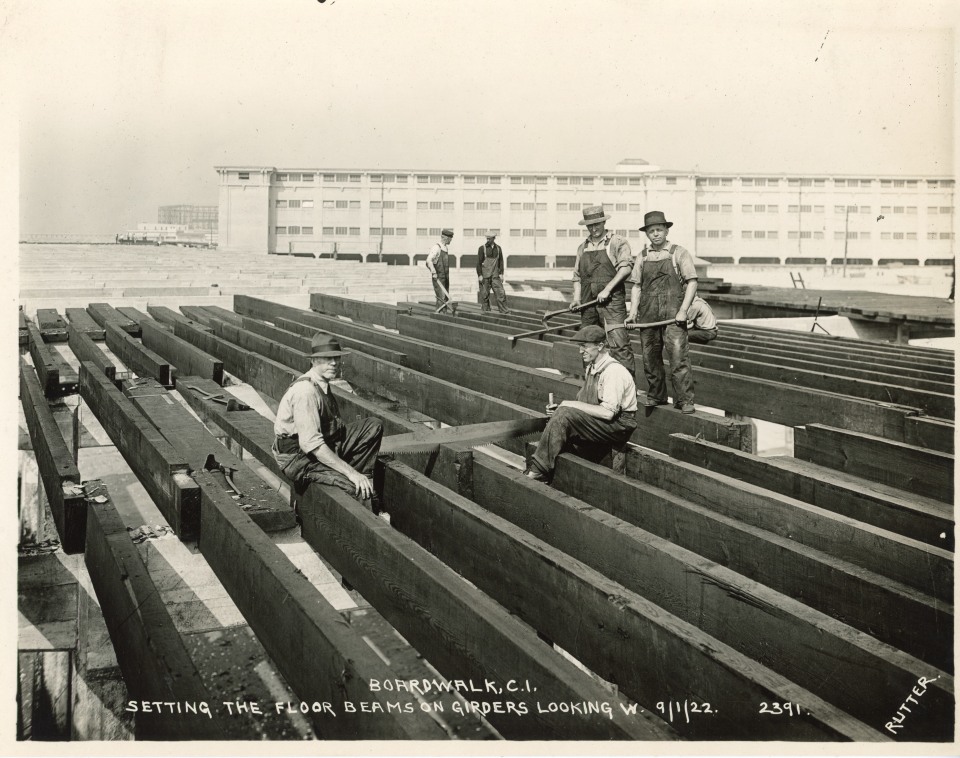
[611,236,633,270]
[290,383,326,454]
[675,246,698,281]
[572,243,584,282]
[426,244,440,274]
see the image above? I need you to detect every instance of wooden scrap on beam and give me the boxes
[548,453,953,672]
[381,460,884,741]
[103,322,173,387]
[87,303,139,336]
[36,309,69,342]
[668,433,954,551]
[19,359,86,553]
[115,306,152,328]
[79,363,199,539]
[795,424,954,504]
[435,449,952,740]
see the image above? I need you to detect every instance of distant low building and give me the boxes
[117,223,214,247]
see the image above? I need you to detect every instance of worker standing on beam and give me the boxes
[426,228,454,311]
[570,206,636,376]
[273,333,383,507]
[524,325,637,482]
[627,211,698,413]
[476,231,511,313]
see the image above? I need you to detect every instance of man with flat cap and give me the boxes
[426,228,454,311]
[570,205,636,375]
[273,332,383,504]
[476,231,510,313]
[524,325,637,482]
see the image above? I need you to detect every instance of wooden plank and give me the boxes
[86,303,139,335]
[271,317,411,366]
[146,305,205,330]
[382,461,882,741]
[66,322,116,384]
[83,485,234,739]
[300,482,675,740]
[453,451,951,739]
[19,360,86,553]
[115,306,151,328]
[548,453,952,672]
[140,318,224,385]
[668,433,953,551]
[198,305,244,325]
[79,363,200,539]
[309,292,403,330]
[192,472,445,739]
[104,322,173,387]
[124,379,296,532]
[27,321,60,397]
[36,309,69,342]
[903,415,955,455]
[795,424,954,504]
[178,304,218,328]
[623,444,952,601]
[64,307,105,341]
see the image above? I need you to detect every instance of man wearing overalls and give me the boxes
[272,333,383,505]
[627,211,698,413]
[476,232,510,313]
[426,228,454,311]
[524,325,638,481]
[571,206,636,375]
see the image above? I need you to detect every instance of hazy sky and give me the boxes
[5,0,956,236]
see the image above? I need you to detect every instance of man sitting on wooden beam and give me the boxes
[273,333,383,506]
[524,325,637,482]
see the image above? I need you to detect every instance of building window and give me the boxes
[443,175,454,184]
[906,232,917,240]
[417,175,429,184]
[788,179,800,186]
[628,229,640,238]
[834,205,845,213]
[788,205,799,213]
[535,229,547,237]
[834,231,845,240]
[860,232,870,240]
[722,204,732,212]
[286,225,299,234]
[928,206,939,214]
[603,177,614,186]
[323,174,336,182]
[835,179,846,187]
[768,205,778,213]
[754,204,765,212]
[417,201,428,210]
[768,231,778,239]
[322,226,334,234]
[443,202,454,211]
[768,178,779,186]
[697,204,706,212]
[430,201,442,210]
[464,176,476,184]
[476,202,488,210]
[348,200,360,209]
[429,227,441,236]
[370,201,382,210]
[335,226,348,235]
[742,231,752,239]
[582,177,594,185]
[557,177,568,185]
[800,205,811,213]
[395,229,407,237]
[522,229,534,237]
[742,178,753,186]
[301,226,313,234]
[788,231,798,240]
[800,231,812,239]
[881,232,891,240]
[275,226,287,234]
[510,228,521,236]
[557,203,568,212]
[615,203,627,212]
[370,175,382,183]
[536,202,547,211]
[302,199,314,208]
[511,203,522,211]
[396,175,408,183]
[335,200,348,209]
[557,229,568,237]
[288,200,301,209]
[893,206,904,213]
[811,205,821,213]
[477,176,489,184]
[238,172,250,180]
[629,203,641,212]
[276,173,288,182]
[708,204,720,212]
[489,176,501,184]
[881,206,891,213]
[463,228,474,237]
[349,227,360,235]
[370,227,380,236]
[510,176,522,185]
[813,231,823,240]
[276,200,288,208]
[942,206,952,213]
[742,205,752,212]
[906,180,917,187]
[568,203,580,211]
[941,232,954,239]
[569,177,581,185]
[490,202,501,210]
[417,228,428,236]
[754,231,766,239]
[906,206,917,214]
[893,232,904,240]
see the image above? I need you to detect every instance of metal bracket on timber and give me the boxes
[140,318,224,385]
[67,322,116,385]
[546,451,953,673]
[298,481,675,740]
[426,446,952,740]
[668,432,954,550]
[36,309,69,342]
[380,460,885,741]
[795,424,955,504]
[124,378,295,532]
[20,358,86,552]
[86,303,139,336]
[103,322,173,388]
[82,480,238,740]
[26,319,77,398]
[191,471,446,740]
[64,308,106,341]
[79,362,200,539]
[618,443,953,602]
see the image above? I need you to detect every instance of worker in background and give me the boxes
[627,210,698,413]
[686,296,718,343]
[273,333,383,507]
[426,228,454,311]
[524,325,637,482]
[570,206,636,375]
[476,231,510,313]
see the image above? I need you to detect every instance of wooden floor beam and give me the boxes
[36,308,69,342]
[309,292,403,329]
[86,303,139,336]
[140,318,224,385]
[67,323,116,385]
[104,322,172,387]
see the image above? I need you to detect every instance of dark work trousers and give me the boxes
[432,275,451,310]
[531,407,636,474]
[281,418,383,506]
[637,256,694,406]
[687,326,718,344]
[578,245,635,375]
[479,276,509,312]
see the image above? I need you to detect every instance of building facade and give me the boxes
[215,163,955,267]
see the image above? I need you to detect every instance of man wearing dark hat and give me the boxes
[570,205,636,374]
[426,228,454,310]
[273,332,383,503]
[476,231,510,313]
[524,325,637,481]
[627,211,699,413]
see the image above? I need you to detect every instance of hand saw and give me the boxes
[378,417,546,457]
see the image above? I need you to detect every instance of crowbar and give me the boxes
[624,318,677,330]
[433,279,457,314]
[540,298,600,326]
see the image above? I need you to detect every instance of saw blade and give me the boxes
[378,418,546,458]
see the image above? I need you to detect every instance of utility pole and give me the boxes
[842,206,850,277]
[533,181,537,254]
[379,180,385,262]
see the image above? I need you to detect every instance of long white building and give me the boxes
[215,161,955,268]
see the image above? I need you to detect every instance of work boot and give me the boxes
[678,403,697,415]
[643,395,667,408]
[524,468,549,482]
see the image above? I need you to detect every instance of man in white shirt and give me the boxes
[686,296,718,343]
[525,325,638,482]
[426,228,454,310]
[272,333,383,505]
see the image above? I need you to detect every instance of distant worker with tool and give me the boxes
[524,325,637,482]
[426,228,455,312]
[476,231,510,313]
[273,333,383,505]
[570,205,636,374]
[627,210,698,413]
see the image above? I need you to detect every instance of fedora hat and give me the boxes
[310,332,348,357]
[569,325,607,344]
[441,228,454,238]
[639,210,674,231]
[577,205,611,226]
